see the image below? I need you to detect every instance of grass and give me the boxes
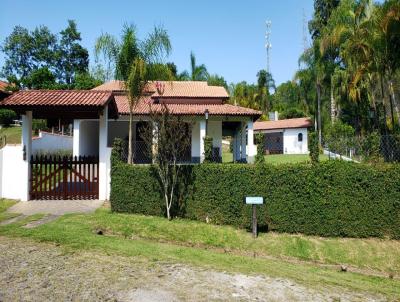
[0,201,399,298]
[0,199,19,222]
[0,126,22,144]
[222,151,329,164]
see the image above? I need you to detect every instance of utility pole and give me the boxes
[265,20,272,74]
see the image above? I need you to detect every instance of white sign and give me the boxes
[245,197,264,205]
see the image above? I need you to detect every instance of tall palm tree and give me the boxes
[95,24,172,163]
[178,52,209,81]
[256,70,275,114]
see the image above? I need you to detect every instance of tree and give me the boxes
[56,20,89,85]
[255,70,275,114]
[22,67,57,89]
[140,104,193,220]
[95,25,172,163]
[207,74,228,89]
[1,21,89,89]
[73,72,102,90]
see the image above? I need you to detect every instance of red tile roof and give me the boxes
[0,81,8,91]
[254,118,312,130]
[114,94,260,116]
[0,90,114,107]
[93,80,229,99]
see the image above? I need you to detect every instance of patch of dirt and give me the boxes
[0,236,386,302]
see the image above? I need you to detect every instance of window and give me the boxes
[298,133,303,142]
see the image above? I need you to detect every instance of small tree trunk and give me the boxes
[316,82,322,146]
[389,80,400,128]
[330,78,336,124]
[128,109,133,164]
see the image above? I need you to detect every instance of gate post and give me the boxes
[21,111,32,201]
[99,105,109,200]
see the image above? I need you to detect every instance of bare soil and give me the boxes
[0,237,385,302]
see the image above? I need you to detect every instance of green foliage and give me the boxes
[203,135,213,163]
[0,109,17,126]
[361,131,382,163]
[207,74,227,89]
[73,72,102,90]
[1,21,89,87]
[324,121,355,155]
[255,133,266,164]
[309,132,320,163]
[110,161,400,239]
[111,138,125,166]
[32,119,47,135]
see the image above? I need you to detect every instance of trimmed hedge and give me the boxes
[110,161,400,239]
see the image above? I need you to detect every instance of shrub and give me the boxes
[255,133,265,164]
[203,135,213,163]
[0,109,17,126]
[309,132,319,163]
[110,160,400,239]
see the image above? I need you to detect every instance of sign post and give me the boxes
[245,197,264,238]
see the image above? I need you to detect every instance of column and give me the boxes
[247,120,256,163]
[241,122,247,162]
[21,111,32,201]
[199,120,206,163]
[73,119,80,157]
[99,105,109,200]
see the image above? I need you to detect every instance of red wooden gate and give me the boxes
[30,155,99,200]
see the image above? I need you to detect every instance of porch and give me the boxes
[72,116,257,164]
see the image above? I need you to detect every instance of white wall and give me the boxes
[283,128,308,154]
[191,121,200,159]
[0,145,26,200]
[79,120,99,156]
[32,131,73,155]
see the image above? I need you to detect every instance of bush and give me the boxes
[110,160,400,239]
[203,135,213,163]
[0,109,17,126]
[255,133,265,164]
[309,132,319,163]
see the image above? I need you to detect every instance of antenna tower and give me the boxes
[265,20,272,73]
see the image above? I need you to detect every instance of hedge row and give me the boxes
[110,161,400,239]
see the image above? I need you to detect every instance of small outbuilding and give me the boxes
[254,117,312,155]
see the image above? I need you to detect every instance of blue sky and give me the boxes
[0,0,314,85]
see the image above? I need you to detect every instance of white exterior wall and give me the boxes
[75,120,99,156]
[191,121,200,160]
[32,131,73,155]
[283,128,308,154]
[0,145,26,200]
[99,106,109,200]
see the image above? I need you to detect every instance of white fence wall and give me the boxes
[32,131,73,155]
[0,145,26,200]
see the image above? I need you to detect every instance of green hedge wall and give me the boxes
[110,161,400,239]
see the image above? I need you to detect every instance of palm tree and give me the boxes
[178,52,209,81]
[256,70,275,114]
[95,24,172,163]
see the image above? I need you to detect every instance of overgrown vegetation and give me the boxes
[111,159,400,239]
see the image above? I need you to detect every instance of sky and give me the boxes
[0,0,314,86]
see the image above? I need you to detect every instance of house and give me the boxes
[0,81,261,201]
[254,117,312,154]
[0,81,12,101]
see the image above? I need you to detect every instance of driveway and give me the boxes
[0,237,385,302]
[7,200,104,216]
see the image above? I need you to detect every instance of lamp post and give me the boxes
[205,109,209,136]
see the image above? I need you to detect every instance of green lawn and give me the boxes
[222,152,329,164]
[0,199,19,222]
[0,126,22,144]
[0,200,399,298]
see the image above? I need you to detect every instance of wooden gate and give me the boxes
[30,155,99,200]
